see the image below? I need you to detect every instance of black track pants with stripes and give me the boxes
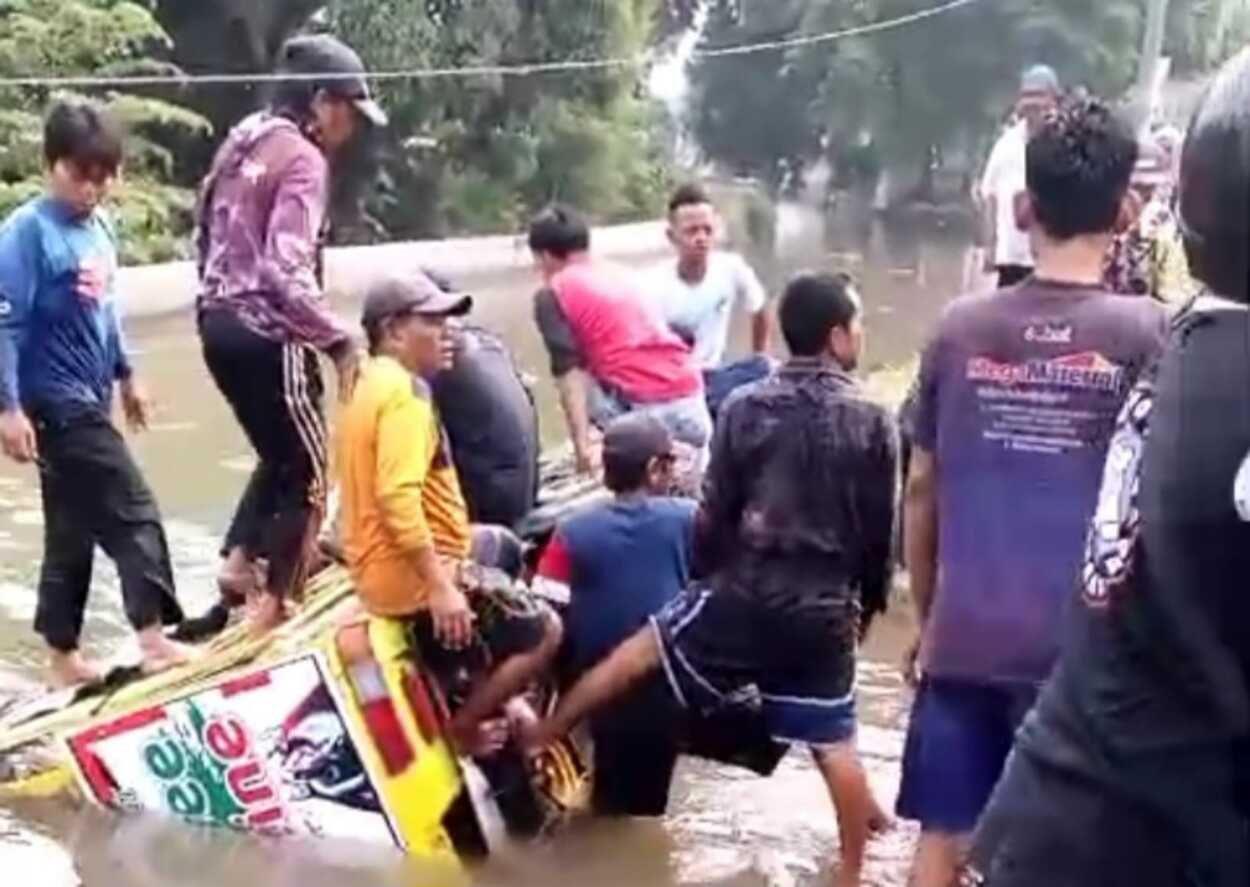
[198,308,326,598]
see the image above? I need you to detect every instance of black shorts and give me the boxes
[968,751,1200,887]
[651,585,857,747]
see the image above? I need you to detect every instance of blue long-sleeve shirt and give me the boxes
[0,196,132,420]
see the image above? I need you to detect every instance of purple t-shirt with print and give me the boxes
[914,279,1167,684]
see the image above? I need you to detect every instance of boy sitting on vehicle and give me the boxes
[336,272,562,757]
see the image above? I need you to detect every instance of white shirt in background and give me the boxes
[981,120,1033,269]
[644,252,767,368]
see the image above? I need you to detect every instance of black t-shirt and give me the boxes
[431,326,539,528]
[1019,298,1250,812]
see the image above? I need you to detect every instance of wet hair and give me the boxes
[527,205,591,258]
[1179,47,1250,304]
[668,183,712,215]
[1026,98,1137,240]
[43,98,124,175]
[779,272,859,358]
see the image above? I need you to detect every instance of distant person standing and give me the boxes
[0,99,190,686]
[646,184,773,419]
[979,65,1061,288]
[194,35,386,634]
[898,99,1168,887]
[527,205,709,476]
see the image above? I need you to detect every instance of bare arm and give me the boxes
[555,369,598,472]
[903,447,938,626]
[750,308,772,355]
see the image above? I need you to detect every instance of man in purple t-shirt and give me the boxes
[897,98,1168,887]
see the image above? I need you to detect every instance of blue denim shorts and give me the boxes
[896,677,1038,833]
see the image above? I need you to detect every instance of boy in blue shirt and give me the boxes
[535,414,695,815]
[0,99,190,687]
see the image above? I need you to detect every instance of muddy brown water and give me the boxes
[0,207,982,886]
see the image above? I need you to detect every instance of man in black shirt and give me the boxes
[967,50,1250,887]
[524,273,897,887]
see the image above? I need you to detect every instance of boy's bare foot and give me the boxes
[48,650,104,689]
[833,865,863,887]
[137,627,201,676]
[868,800,896,835]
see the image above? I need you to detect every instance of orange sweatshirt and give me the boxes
[337,355,471,616]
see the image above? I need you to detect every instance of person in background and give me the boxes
[424,271,539,530]
[898,98,1169,887]
[534,413,695,816]
[979,65,1062,288]
[1102,136,1193,306]
[967,50,1250,887]
[647,184,773,420]
[337,272,561,756]
[526,205,709,476]
[0,99,191,686]
[525,273,897,887]
[193,35,385,634]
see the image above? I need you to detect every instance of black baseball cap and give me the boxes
[361,272,473,332]
[602,414,675,481]
[278,34,388,127]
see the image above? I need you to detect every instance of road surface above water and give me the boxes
[0,206,983,886]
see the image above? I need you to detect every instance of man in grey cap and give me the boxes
[533,412,695,816]
[339,271,562,758]
[979,64,1061,288]
[193,32,388,635]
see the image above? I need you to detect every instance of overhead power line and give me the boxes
[0,0,983,89]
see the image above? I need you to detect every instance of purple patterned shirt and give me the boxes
[195,112,350,351]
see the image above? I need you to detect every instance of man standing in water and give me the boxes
[898,99,1168,887]
[0,99,190,685]
[525,272,897,887]
[979,65,1061,288]
[647,184,773,419]
[527,205,709,476]
[967,51,1250,887]
[194,35,385,634]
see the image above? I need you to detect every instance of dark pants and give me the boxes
[591,675,681,816]
[996,265,1033,288]
[198,308,327,598]
[33,408,183,652]
[704,355,773,421]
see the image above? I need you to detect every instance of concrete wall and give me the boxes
[116,220,668,320]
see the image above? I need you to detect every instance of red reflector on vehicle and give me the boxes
[361,697,414,775]
[402,669,444,745]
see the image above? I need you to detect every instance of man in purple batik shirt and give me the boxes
[188,34,386,637]
[897,99,1168,887]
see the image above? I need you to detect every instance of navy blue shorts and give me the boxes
[896,677,1038,833]
[651,586,858,747]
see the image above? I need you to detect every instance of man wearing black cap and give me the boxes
[191,34,387,636]
[534,413,696,816]
[338,272,562,757]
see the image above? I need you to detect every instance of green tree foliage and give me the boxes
[0,0,212,262]
[321,0,675,239]
[689,0,1246,205]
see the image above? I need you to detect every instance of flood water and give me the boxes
[0,204,984,886]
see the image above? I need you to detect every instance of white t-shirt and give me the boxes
[643,252,767,368]
[981,120,1033,268]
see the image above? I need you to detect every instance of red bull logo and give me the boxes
[967,352,1124,392]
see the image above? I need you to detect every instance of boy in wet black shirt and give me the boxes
[524,272,898,887]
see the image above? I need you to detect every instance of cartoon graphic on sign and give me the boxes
[66,655,398,846]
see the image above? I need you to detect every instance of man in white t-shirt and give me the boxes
[979,65,1061,289]
[647,184,773,418]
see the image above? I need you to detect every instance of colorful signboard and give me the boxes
[65,654,400,847]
